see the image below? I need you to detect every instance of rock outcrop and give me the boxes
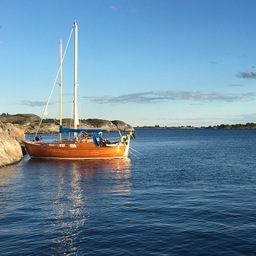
[0,114,134,133]
[0,121,25,167]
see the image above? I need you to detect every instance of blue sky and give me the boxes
[1,0,256,127]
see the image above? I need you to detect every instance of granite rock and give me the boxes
[0,122,24,167]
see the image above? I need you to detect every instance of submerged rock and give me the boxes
[0,122,25,167]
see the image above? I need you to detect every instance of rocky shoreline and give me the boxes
[0,121,25,167]
[0,114,134,167]
[0,114,133,133]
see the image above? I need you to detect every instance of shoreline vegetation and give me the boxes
[136,123,256,129]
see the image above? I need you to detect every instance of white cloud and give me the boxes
[83,90,256,104]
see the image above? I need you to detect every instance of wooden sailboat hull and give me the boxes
[24,140,130,160]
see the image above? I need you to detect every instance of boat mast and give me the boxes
[59,39,63,141]
[73,21,79,129]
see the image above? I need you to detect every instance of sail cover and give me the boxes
[59,125,106,134]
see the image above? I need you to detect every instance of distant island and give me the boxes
[136,123,256,129]
[0,113,134,133]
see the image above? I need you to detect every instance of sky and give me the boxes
[1,0,256,127]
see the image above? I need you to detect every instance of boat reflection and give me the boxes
[27,158,132,254]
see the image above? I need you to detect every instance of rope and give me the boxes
[34,25,74,138]
[130,146,142,155]
[129,149,140,159]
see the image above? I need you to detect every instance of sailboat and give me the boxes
[24,21,134,160]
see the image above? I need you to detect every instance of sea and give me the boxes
[1,128,256,255]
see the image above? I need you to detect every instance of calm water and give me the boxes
[1,129,256,255]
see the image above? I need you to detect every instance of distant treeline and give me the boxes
[138,123,256,129]
[203,123,256,129]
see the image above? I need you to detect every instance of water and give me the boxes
[1,129,256,255]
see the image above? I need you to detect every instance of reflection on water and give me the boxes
[26,158,132,254]
[4,129,256,255]
[0,165,21,187]
[0,163,23,221]
[53,161,85,255]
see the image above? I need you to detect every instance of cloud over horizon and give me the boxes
[19,100,55,107]
[21,90,256,108]
[83,90,256,104]
[236,71,256,79]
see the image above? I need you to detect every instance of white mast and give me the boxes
[73,21,79,129]
[59,39,63,141]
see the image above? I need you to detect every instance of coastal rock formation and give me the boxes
[0,121,24,167]
[79,119,133,132]
[0,114,134,133]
